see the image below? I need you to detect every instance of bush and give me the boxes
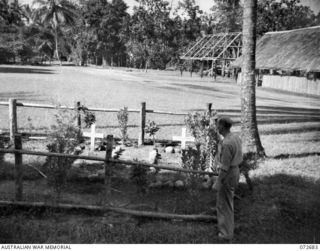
[184,111,219,172]
[130,161,148,194]
[44,109,83,202]
[117,107,129,144]
[77,105,96,128]
[145,120,160,145]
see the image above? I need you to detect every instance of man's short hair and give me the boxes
[218,116,233,130]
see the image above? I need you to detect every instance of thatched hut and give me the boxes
[232,26,320,96]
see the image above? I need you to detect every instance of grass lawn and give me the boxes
[0,65,319,243]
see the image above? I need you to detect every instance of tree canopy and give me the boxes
[0,0,319,66]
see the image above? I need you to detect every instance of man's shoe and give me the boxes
[217,232,232,243]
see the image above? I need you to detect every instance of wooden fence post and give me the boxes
[76,101,81,129]
[207,103,212,115]
[14,134,23,201]
[138,102,146,146]
[104,135,113,205]
[9,98,18,143]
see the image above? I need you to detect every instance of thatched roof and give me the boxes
[232,26,320,72]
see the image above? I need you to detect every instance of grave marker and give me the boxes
[172,128,195,149]
[83,124,104,151]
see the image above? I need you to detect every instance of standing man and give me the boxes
[213,116,243,240]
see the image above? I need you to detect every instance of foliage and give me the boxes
[45,109,83,202]
[77,105,96,128]
[117,107,129,144]
[130,161,148,194]
[175,0,204,41]
[181,145,206,171]
[1,0,319,67]
[256,0,320,36]
[209,0,242,32]
[127,0,181,70]
[145,120,160,145]
[184,110,218,147]
[184,111,219,172]
[34,0,78,63]
[83,0,129,66]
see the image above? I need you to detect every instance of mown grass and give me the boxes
[0,65,319,243]
[0,125,319,243]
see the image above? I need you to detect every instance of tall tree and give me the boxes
[240,0,265,156]
[84,0,128,66]
[34,0,77,65]
[257,0,319,35]
[128,0,175,70]
[0,0,24,63]
[175,0,203,41]
[210,0,242,32]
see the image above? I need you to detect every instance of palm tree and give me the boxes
[33,0,77,65]
[240,0,265,157]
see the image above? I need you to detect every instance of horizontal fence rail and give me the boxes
[0,200,217,222]
[0,148,216,176]
[0,101,186,115]
[0,99,215,146]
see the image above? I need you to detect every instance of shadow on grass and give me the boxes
[272,152,320,159]
[0,67,55,74]
[165,83,237,95]
[235,173,320,243]
[0,91,46,101]
[185,106,320,126]
[259,125,320,135]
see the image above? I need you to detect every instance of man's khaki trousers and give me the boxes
[217,167,240,239]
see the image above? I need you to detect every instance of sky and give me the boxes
[18,0,320,14]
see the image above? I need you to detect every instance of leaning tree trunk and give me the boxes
[241,0,265,157]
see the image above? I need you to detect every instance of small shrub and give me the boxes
[145,120,160,145]
[117,107,129,144]
[45,109,83,202]
[181,145,206,171]
[77,105,96,128]
[131,160,148,194]
[184,111,219,172]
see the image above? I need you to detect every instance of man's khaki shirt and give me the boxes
[217,133,243,172]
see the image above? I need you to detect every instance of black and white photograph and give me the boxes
[0,0,319,246]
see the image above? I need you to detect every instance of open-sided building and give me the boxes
[180,32,242,76]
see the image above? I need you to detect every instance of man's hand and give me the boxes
[212,179,221,191]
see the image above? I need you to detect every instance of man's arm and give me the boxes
[213,144,233,190]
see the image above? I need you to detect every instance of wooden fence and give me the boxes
[0,133,217,221]
[262,75,320,96]
[0,99,213,145]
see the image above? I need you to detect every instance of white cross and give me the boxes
[172,127,195,149]
[83,124,104,151]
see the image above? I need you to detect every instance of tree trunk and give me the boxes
[54,29,62,66]
[241,0,265,156]
[102,54,108,67]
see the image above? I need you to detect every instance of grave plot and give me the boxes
[0,99,232,223]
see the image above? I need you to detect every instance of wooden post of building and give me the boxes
[138,102,146,146]
[210,61,214,78]
[14,134,23,201]
[0,139,4,164]
[104,135,113,205]
[222,60,226,77]
[200,61,204,78]
[75,101,81,129]
[9,98,18,144]
[207,103,212,115]
[213,61,217,81]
